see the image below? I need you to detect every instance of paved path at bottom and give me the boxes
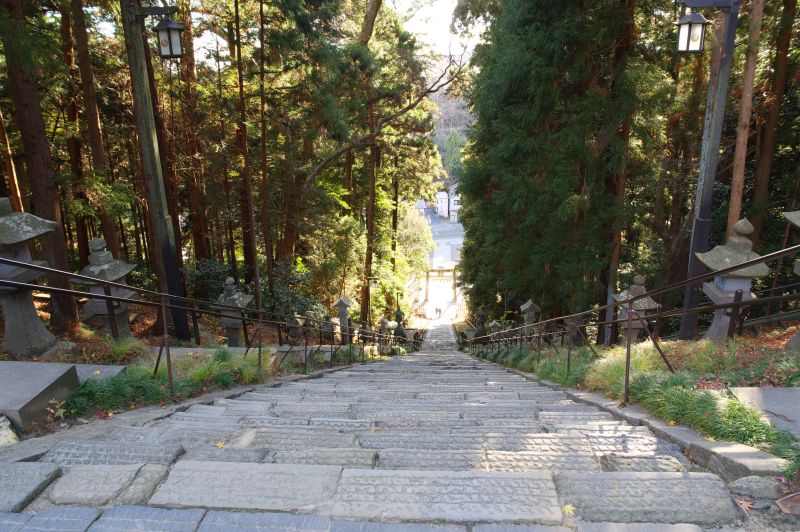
[0,324,744,530]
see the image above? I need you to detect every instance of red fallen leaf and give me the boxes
[735,498,755,511]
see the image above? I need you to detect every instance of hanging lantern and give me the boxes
[676,10,710,53]
[153,16,184,59]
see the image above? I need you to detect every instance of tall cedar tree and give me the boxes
[459,0,636,317]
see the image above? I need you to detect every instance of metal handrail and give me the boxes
[466,241,800,405]
[0,260,409,397]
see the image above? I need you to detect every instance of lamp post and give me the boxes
[677,0,740,339]
[364,275,379,326]
[120,0,190,339]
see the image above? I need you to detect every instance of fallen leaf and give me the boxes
[369,427,377,434]
[215,441,226,449]
[562,504,575,517]
[94,369,102,376]
[735,498,754,511]
[667,420,677,426]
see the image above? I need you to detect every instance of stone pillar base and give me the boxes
[1,289,57,357]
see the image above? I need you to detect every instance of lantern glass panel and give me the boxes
[678,22,690,52]
[158,29,172,57]
[169,28,183,56]
[688,22,704,51]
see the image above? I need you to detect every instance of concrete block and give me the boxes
[88,505,205,532]
[0,361,79,430]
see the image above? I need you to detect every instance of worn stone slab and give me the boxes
[473,526,570,532]
[731,387,800,438]
[357,432,487,450]
[0,512,30,531]
[599,455,686,473]
[331,469,562,523]
[329,522,466,531]
[150,461,342,512]
[0,461,60,512]
[198,511,330,532]
[42,440,183,466]
[309,418,375,429]
[239,428,357,450]
[0,361,79,429]
[48,464,142,506]
[273,449,376,468]
[24,505,100,531]
[73,364,126,383]
[181,448,267,463]
[113,464,169,505]
[575,525,702,532]
[689,440,789,481]
[554,472,738,525]
[586,434,686,460]
[377,449,486,470]
[88,505,206,532]
[486,451,600,472]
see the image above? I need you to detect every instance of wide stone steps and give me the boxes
[0,323,745,528]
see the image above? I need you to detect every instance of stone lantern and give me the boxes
[613,275,659,343]
[0,198,58,356]
[393,308,407,339]
[696,219,769,341]
[216,277,252,347]
[474,309,487,341]
[79,238,137,338]
[378,316,389,336]
[287,315,305,344]
[333,296,353,344]
[488,320,502,334]
[520,299,540,334]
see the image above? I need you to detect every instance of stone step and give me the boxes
[0,462,60,512]
[553,472,738,525]
[41,439,183,466]
[236,428,357,450]
[149,461,562,523]
[149,461,342,513]
[331,469,562,523]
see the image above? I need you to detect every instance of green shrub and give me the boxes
[183,259,231,301]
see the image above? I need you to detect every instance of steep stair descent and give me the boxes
[5,323,743,530]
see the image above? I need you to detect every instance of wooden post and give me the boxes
[119,0,190,340]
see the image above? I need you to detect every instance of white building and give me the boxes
[414,199,427,217]
[448,182,461,223]
[435,191,449,218]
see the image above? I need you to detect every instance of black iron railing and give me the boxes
[466,242,800,404]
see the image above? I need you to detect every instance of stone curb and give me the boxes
[0,360,368,463]
[477,356,789,482]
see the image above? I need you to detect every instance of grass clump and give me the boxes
[66,347,276,416]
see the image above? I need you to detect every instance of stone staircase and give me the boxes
[0,323,744,530]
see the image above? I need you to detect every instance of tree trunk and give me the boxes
[259,0,273,290]
[234,0,261,307]
[750,0,796,245]
[1,0,79,332]
[726,0,765,236]
[71,0,120,258]
[60,6,91,267]
[178,0,211,260]
[357,0,382,324]
[0,107,23,212]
